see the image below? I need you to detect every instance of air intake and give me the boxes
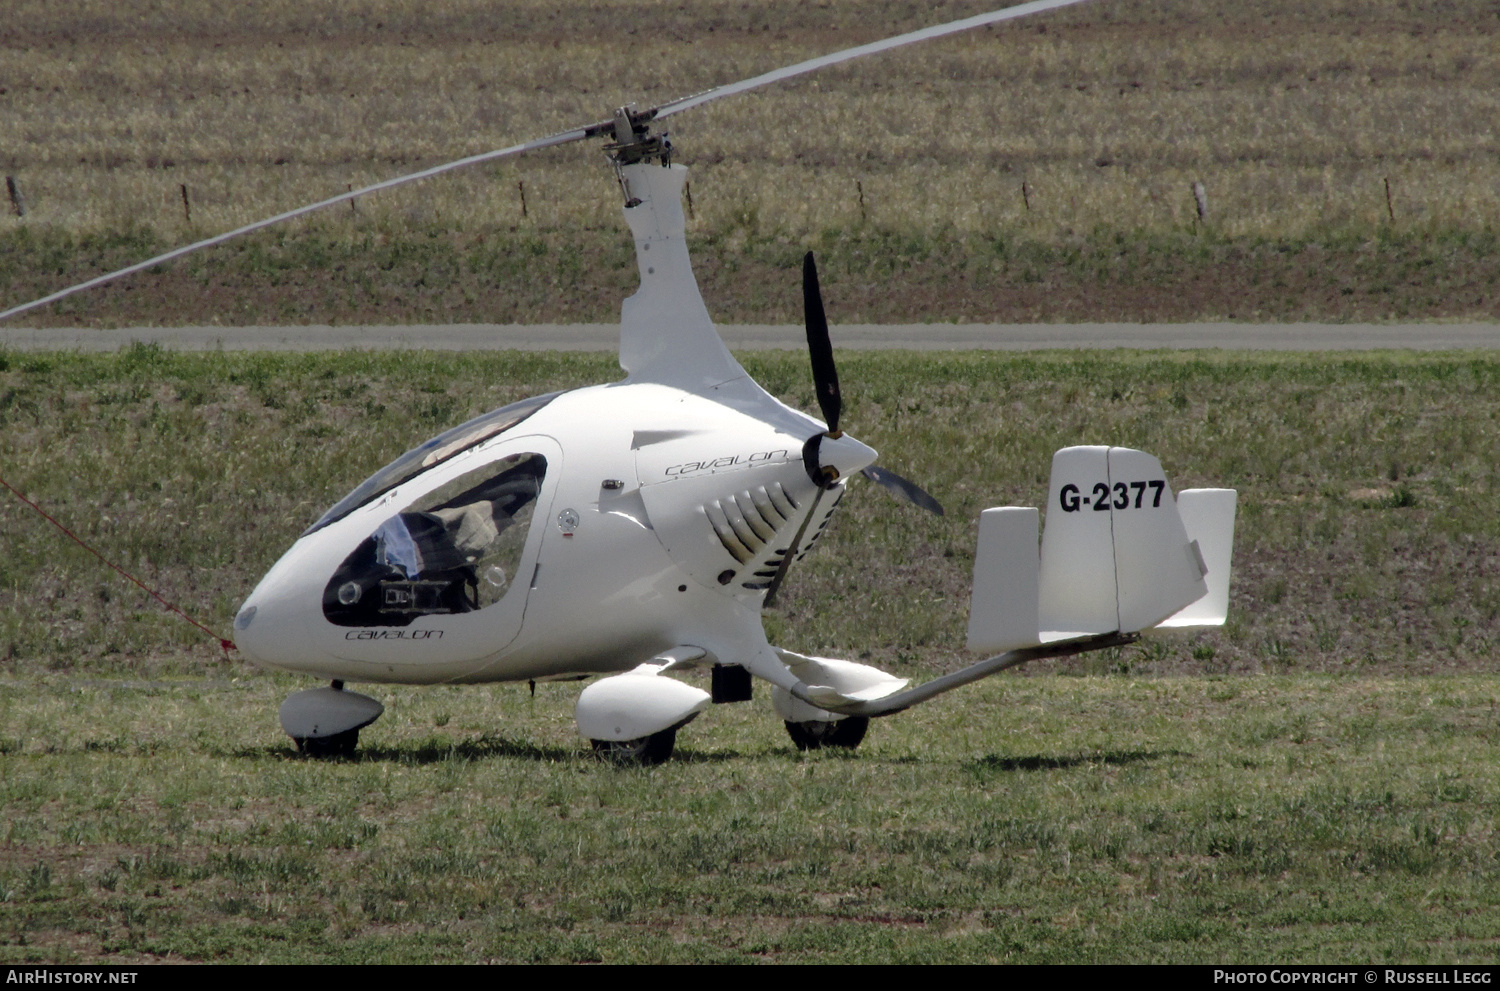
[703,482,845,590]
[704,483,799,564]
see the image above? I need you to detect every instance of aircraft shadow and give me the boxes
[221,742,1188,769]
[227,734,579,764]
[241,736,749,765]
[964,749,1189,774]
[355,735,580,764]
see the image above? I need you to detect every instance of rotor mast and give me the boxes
[604,105,674,206]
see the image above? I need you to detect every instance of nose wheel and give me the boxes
[784,716,869,751]
[591,727,677,766]
[293,728,361,759]
[280,683,383,759]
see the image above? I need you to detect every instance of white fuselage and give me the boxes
[234,160,878,686]
[234,378,874,685]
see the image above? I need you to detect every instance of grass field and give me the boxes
[3,673,1498,963]
[2,0,1498,324]
[2,348,1499,961]
[5,348,1500,678]
[4,0,1499,964]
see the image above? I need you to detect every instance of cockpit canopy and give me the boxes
[323,451,547,627]
[303,391,561,537]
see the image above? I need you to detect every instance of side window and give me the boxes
[323,453,547,627]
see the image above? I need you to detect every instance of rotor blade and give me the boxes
[861,465,945,516]
[4,0,1101,324]
[653,0,1098,122]
[0,125,602,323]
[763,485,827,609]
[802,251,840,435]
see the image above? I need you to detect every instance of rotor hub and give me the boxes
[604,104,672,172]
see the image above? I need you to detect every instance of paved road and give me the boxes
[5,323,1500,351]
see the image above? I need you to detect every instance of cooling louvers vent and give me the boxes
[703,482,845,590]
[705,483,797,564]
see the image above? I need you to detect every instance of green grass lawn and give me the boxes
[2,348,1499,961]
[4,347,1499,677]
[2,673,1497,963]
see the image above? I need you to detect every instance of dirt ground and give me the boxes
[2,0,1498,327]
[5,225,1497,328]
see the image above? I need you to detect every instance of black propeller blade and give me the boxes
[770,251,844,607]
[762,485,826,610]
[803,252,840,436]
[802,250,943,515]
[800,252,843,489]
[767,251,945,607]
[861,465,945,516]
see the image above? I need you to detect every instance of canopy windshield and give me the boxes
[303,391,561,536]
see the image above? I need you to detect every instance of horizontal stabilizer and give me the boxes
[772,648,909,711]
[968,446,1233,653]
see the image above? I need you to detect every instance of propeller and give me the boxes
[764,253,840,609]
[0,0,1099,323]
[861,465,946,517]
[800,251,842,488]
[801,251,943,515]
[764,252,944,607]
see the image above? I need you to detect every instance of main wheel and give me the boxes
[784,716,869,752]
[591,727,677,766]
[294,728,360,758]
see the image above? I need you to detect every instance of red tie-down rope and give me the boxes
[0,473,236,658]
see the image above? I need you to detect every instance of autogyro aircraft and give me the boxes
[2,0,1237,762]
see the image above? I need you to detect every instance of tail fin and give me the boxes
[1154,488,1237,629]
[967,446,1236,653]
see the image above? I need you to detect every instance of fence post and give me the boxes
[6,176,25,217]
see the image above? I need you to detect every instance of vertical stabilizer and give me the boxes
[967,446,1230,653]
[1102,446,1208,633]
[1036,445,1121,639]
[1156,489,1237,628]
[966,507,1042,653]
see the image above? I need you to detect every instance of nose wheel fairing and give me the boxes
[279,684,384,758]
